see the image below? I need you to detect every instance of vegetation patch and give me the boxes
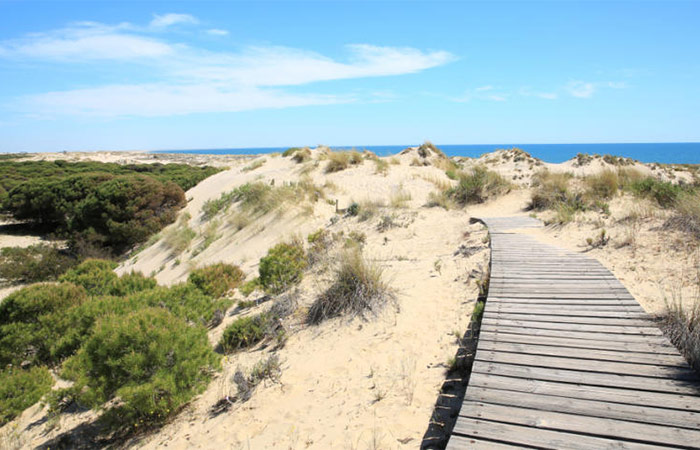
[0,366,54,426]
[259,241,307,294]
[188,263,245,298]
[446,166,510,205]
[0,244,77,283]
[307,250,394,324]
[220,313,274,352]
[58,307,219,430]
[324,151,363,173]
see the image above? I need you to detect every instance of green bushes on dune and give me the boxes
[0,244,77,283]
[0,160,220,256]
[0,259,247,433]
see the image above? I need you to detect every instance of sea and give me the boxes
[152,143,700,164]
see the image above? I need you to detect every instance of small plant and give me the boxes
[239,278,261,297]
[377,214,397,232]
[258,241,307,294]
[586,229,610,249]
[188,263,245,298]
[292,148,312,163]
[585,170,619,200]
[434,259,442,274]
[164,223,196,255]
[447,166,510,205]
[242,158,266,172]
[374,158,389,175]
[389,188,412,208]
[307,249,395,324]
[0,245,77,283]
[220,313,273,352]
[347,202,360,216]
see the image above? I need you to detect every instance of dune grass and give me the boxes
[307,249,394,324]
[446,166,510,205]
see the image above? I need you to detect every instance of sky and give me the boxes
[0,0,699,152]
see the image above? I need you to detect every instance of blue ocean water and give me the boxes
[152,142,700,164]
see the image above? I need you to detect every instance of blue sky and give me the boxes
[0,1,699,152]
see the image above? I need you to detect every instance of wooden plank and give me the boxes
[487,297,641,306]
[485,293,636,300]
[471,360,700,395]
[465,386,700,429]
[446,434,529,449]
[481,317,663,336]
[479,324,673,345]
[478,331,678,354]
[451,416,662,450]
[459,401,700,447]
[482,312,655,327]
[491,306,647,316]
[475,350,699,379]
[468,373,700,413]
[476,340,689,367]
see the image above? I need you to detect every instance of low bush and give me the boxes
[220,313,273,352]
[259,241,307,294]
[59,259,155,296]
[0,366,54,425]
[629,177,684,208]
[164,223,196,254]
[307,250,394,324]
[529,171,573,210]
[325,152,350,173]
[664,191,700,238]
[239,278,261,297]
[0,244,77,283]
[59,307,219,429]
[447,166,510,205]
[0,283,88,366]
[188,263,245,298]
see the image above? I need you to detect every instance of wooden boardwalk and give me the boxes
[447,216,700,449]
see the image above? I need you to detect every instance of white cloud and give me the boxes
[2,17,454,117]
[0,23,173,60]
[452,85,508,103]
[178,44,454,87]
[567,81,596,98]
[519,86,558,100]
[149,13,198,28]
[21,84,350,117]
[206,29,229,36]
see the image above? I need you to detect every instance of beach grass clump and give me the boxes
[292,148,312,163]
[258,240,307,294]
[584,169,619,200]
[447,166,510,205]
[389,188,412,208]
[164,223,197,254]
[324,151,363,173]
[282,147,303,157]
[307,249,394,324]
[188,263,245,298]
[241,159,266,172]
[417,140,447,159]
[58,307,219,430]
[0,366,54,426]
[307,228,332,266]
[529,171,574,210]
[220,313,274,352]
[0,244,77,283]
[659,297,700,372]
[665,191,700,238]
[374,158,389,175]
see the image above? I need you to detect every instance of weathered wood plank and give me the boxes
[465,386,700,429]
[451,417,663,450]
[468,373,700,412]
[481,317,663,335]
[459,401,700,447]
[476,340,689,367]
[482,312,655,327]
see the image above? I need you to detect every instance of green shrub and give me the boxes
[282,147,303,157]
[259,242,307,294]
[220,313,273,352]
[60,308,219,429]
[325,152,351,173]
[0,366,54,425]
[59,259,155,297]
[629,177,684,208]
[447,166,510,205]
[188,263,245,298]
[307,250,394,324]
[0,244,77,283]
[239,278,261,297]
[129,283,232,327]
[0,283,88,366]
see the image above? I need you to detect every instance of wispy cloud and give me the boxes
[149,13,198,29]
[519,86,558,100]
[452,85,509,102]
[0,22,174,60]
[0,16,454,118]
[206,29,229,36]
[566,81,596,98]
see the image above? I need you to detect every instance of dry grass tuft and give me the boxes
[307,249,395,324]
